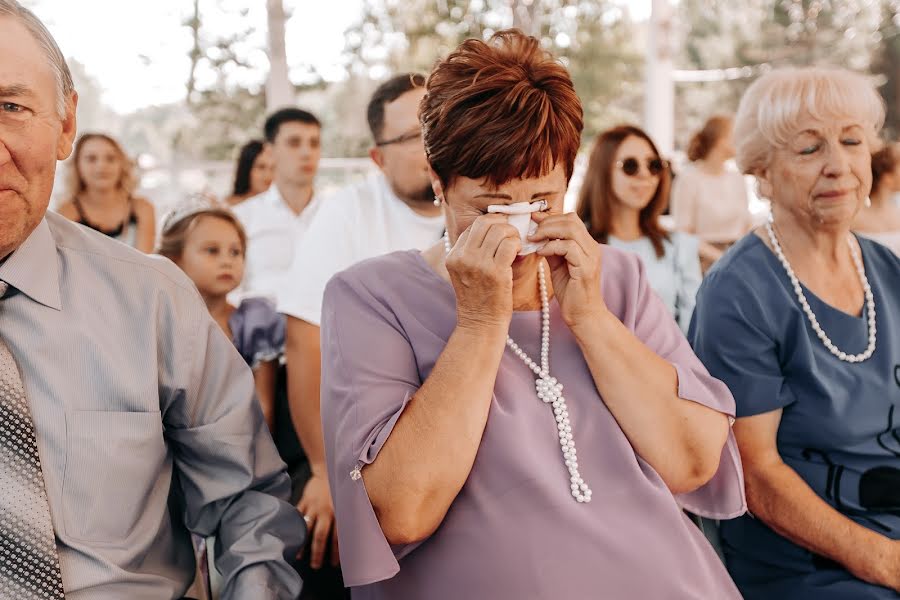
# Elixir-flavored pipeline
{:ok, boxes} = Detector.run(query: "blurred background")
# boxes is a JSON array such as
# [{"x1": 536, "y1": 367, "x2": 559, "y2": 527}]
[{"x1": 26, "y1": 0, "x2": 900, "y2": 215}]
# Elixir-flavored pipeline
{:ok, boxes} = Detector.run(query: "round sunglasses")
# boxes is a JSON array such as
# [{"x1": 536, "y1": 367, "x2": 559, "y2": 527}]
[{"x1": 616, "y1": 157, "x2": 667, "y2": 177}]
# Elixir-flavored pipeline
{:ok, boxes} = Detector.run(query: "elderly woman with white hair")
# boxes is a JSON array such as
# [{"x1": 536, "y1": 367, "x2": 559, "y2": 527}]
[{"x1": 690, "y1": 67, "x2": 900, "y2": 598}]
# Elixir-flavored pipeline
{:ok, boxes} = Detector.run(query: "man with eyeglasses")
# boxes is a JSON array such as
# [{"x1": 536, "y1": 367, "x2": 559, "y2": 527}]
[{"x1": 276, "y1": 73, "x2": 444, "y2": 599}]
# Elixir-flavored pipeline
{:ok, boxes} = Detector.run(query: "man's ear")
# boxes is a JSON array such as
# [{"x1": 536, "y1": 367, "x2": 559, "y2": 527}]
[
  {"x1": 369, "y1": 146, "x2": 385, "y2": 169},
  {"x1": 57, "y1": 91, "x2": 78, "y2": 160}
]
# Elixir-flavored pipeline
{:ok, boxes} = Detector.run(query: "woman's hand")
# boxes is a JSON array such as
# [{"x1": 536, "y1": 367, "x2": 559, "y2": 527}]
[
  {"x1": 446, "y1": 214, "x2": 521, "y2": 331},
  {"x1": 530, "y1": 211, "x2": 606, "y2": 329}
]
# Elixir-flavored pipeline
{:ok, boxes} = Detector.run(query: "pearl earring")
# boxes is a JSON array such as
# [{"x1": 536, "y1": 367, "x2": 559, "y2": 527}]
[
  {"x1": 433, "y1": 195, "x2": 442, "y2": 207},
  {"x1": 865, "y1": 196, "x2": 872, "y2": 208}
]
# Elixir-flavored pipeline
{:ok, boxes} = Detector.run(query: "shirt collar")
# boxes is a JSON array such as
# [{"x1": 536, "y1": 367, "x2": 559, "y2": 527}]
[
  {"x1": 268, "y1": 183, "x2": 316, "y2": 219},
  {"x1": 0, "y1": 218, "x2": 62, "y2": 311}
]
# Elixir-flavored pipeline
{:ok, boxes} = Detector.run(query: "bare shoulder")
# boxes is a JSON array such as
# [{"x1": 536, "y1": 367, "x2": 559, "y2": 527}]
[{"x1": 132, "y1": 196, "x2": 156, "y2": 218}]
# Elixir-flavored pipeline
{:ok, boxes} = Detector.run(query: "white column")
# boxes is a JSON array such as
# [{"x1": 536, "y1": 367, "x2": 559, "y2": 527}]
[
  {"x1": 266, "y1": 0, "x2": 294, "y2": 111},
  {"x1": 644, "y1": 0, "x2": 675, "y2": 155}
]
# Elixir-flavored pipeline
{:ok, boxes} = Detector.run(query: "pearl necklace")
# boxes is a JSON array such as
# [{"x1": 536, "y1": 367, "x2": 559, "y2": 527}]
[
  {"x1": 443, "y1": 233, "x2": 592, "y2": 502},
  {"x1": 764, "y1": 214, "x2": 876, "y2": 363}
]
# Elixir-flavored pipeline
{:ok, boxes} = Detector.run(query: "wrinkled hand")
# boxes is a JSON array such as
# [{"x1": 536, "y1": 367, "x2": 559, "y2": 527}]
[
  {"x1": 530, "y1": 211, "x2": 606, "y2": 328},
  {"x1": 297, "y1": 473, "x2": 339, "y2": 569},
  {"x1": 446, "y1": 214, "x2": 521, "y2": 331}
]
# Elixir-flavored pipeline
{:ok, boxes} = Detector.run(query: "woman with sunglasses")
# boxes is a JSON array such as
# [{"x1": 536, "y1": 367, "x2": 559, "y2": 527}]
[
  {"x1": 577, "y1": 125, "x2": 702, "y2": 333},
  {"x1": 671, "y1": 115, "x2": 753, "y2": 272}
]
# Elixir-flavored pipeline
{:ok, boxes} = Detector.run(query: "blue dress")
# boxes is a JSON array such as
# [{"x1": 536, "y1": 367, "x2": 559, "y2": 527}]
[
  {"x1": 228, "y1": 297, "x2": 285, "y2": 369},
  {"x1": 689, "y1": 233, "x2": 900, "y2": 599}
]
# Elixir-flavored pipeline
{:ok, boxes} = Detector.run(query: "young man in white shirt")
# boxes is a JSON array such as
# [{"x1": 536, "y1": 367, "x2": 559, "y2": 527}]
[
  {"x1": 277, "y1": 74, "x2": 444, "y2": 586},
  {"x1": 231, "y1": 108, "x2": 321, "y2": 302}
]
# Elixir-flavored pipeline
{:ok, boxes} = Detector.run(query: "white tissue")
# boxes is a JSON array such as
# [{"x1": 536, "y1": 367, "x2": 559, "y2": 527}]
[{"x1": 487, "y1": 200, "x2": 547, "y2": 256}]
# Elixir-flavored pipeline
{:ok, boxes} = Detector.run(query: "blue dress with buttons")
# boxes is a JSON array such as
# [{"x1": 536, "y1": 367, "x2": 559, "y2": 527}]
[{"x1": 690, "y1": 233, "x2": 900, "y2": 599}]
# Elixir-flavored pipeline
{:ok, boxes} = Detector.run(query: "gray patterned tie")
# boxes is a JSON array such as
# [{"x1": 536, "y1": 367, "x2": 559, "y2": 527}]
[{"x1": 0, "y1": 281, "x2": 65, "y2": 599}]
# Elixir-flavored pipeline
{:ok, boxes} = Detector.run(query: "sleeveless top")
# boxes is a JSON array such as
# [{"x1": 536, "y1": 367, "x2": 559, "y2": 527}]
[{"x1": 72, "y1": 196, "x2": 139, "y2": 248}]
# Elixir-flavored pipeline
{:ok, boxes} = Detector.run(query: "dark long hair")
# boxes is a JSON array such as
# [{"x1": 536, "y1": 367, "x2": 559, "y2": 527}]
[
  {"x1": 232, "y1": 140, "x2": 266, "y2": 197},
  {"x1": 576, "y1": 125, "x2": 671, "y2": 259}
]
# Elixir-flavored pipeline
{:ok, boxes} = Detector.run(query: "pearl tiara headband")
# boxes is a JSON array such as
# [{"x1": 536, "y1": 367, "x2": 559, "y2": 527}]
[{"x1": 160, "y1": 194, "x2": 224, "y2": 235}]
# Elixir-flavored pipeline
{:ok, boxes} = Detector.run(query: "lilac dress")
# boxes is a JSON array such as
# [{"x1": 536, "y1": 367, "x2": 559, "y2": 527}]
[
  {"x1": 228, "y1": 296, "x2": 285, "y2": 369},
  {"x1": 320, "y1": 247, "x2": 746, "y2": 599}
]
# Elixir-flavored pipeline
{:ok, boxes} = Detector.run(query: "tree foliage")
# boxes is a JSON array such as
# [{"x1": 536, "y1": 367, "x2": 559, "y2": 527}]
[
  {"x1": 343, "y1": 0, "x2": 645, "y2": 145},
  {"x1": 177, "y1": 0, "x2": 266, "y2": 160},
  {"x1": 676, "y1": 0, "x2": 899, "y2": 148}
]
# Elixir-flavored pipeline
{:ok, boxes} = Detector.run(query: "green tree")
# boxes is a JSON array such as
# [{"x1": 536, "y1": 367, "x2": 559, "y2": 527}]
[
  {"x1": 343, "y1": 0, "x2": 644, "y2": 144},
  {"x1": 675, "y1": 0, "x2": 889, "y2": 149},
  {"x1": 177, "y1": 0, "x2": 267, "y2": 160},
  {"x1": 872, "y1": 3, "x2": 900, "y2": 139}
]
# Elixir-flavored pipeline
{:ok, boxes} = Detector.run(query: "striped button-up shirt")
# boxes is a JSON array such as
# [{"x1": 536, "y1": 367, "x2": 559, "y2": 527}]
[{"x1": 0, "y1": 212, "x2": 304, "y2": 599}]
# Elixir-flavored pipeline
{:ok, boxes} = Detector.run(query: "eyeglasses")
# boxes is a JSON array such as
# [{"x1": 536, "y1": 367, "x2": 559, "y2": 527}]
[
  {"x1": 375, "y1": 130, "x2": 422, "y2": 147},
  {"x1": 616, "y1": 157, "x2": 667, "y2": 177}
]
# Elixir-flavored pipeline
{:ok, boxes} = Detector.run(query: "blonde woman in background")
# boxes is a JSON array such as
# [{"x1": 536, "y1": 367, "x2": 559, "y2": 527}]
[
  {"x1": 671, "y1": 115, "x2": 753, "y2": 271},
  {"x1": 853, "y1": 143, "x2": 900, "y2": 255},
  {"x1": 57, "y1": 133, "x2": 156, "y2": 252}
]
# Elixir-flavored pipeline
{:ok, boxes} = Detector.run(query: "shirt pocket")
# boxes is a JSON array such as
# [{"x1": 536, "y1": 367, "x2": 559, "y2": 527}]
[{"x1": 62, "y1": 410, "x2": 167, "y2": 545}]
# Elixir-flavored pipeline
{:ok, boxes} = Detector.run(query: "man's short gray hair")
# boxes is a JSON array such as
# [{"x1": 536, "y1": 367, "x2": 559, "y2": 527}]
[{"x1": 0, "y1": 0, "x2": 75, "y2": 118}]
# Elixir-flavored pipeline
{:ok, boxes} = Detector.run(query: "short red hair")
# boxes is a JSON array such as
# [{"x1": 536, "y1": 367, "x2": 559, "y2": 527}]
[{"x1": 420, "y1": 29, "x2": 583, "y2": 189}]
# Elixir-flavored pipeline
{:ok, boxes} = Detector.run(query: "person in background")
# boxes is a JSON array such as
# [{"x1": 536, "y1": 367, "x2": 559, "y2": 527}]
[
  {"x1": 226, "y1": 139, "x2": 275, "y2": 207},
  {"x1": 577, "y1": 124, "x2": 701, "y2": 333},
  {"x1": 275, "y1": 73, "x2": 444, "y2": 596},
  {"x1": 852, "y1": 142, "x2": 900, "y2": 255},
  {"x1": 0, "y1": 2, "x2": 304, "y2": 597},
  {"x1": 231, "y1": 108, "x2": 322, "y2": 303},
  {"x1": 157, "y1": 198, "x2": 283, "y2": 431},
  {"x1": 320, "y1": 29, "x2": 743, "y2": 599},
  {"x1": 690, "y1": 66, "x2": 900, "y2": 599},
  {"x1": 671, "y1": 115, "x2": 753, "y2": 271},
  {"x1": 57, "y1": 132, "x2": 156, "y2": 252}
]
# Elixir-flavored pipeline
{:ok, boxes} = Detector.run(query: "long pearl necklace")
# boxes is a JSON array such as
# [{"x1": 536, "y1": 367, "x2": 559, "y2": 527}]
[
  {"x1": 444, "y1": 233, "x2": 592, "y2": 502},
  {"x1": 764, "y1": 214, "x2": 876, "y2": 363}
]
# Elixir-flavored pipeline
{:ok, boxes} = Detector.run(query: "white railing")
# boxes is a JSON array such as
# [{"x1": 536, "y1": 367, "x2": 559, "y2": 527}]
[{"x1": 139, "y1": 157, "x2": 375, "y2": 218}]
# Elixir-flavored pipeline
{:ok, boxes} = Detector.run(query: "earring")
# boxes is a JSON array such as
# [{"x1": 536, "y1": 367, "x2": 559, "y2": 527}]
[
  {"x1": 865, "y1": 196, "x2": 872, "y2": 208},
  {"x1": 433, "y1": 195, "x2": 442, "y2": 207}
]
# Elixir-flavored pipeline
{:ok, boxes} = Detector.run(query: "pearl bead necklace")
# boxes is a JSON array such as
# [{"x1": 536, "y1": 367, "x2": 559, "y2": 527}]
[
  {"x1": 444, "y1": 233, "x2": 592, "y2": 502},
  {"x1": 765, "y1": 214, "x2": 876, "y2": 363}
]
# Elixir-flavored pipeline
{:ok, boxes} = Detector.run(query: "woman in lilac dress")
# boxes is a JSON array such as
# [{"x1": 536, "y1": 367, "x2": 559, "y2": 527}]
[{"x1": 320, "y1": 30, "x2": 745, "y2": 599}]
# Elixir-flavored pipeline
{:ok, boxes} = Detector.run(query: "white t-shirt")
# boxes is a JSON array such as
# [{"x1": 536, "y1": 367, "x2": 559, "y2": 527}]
[
  {"x1": 277, "y1": 172, "x2": 445, "y2": 325},
  {"x1": 231, "y1": 184, "x2": 322, "y2": 303}
]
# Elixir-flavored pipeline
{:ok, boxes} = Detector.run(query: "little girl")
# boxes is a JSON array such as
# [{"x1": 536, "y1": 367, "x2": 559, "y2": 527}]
[{"x1": 157, "y1": 199, "x2": 283, "y2": 430}]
